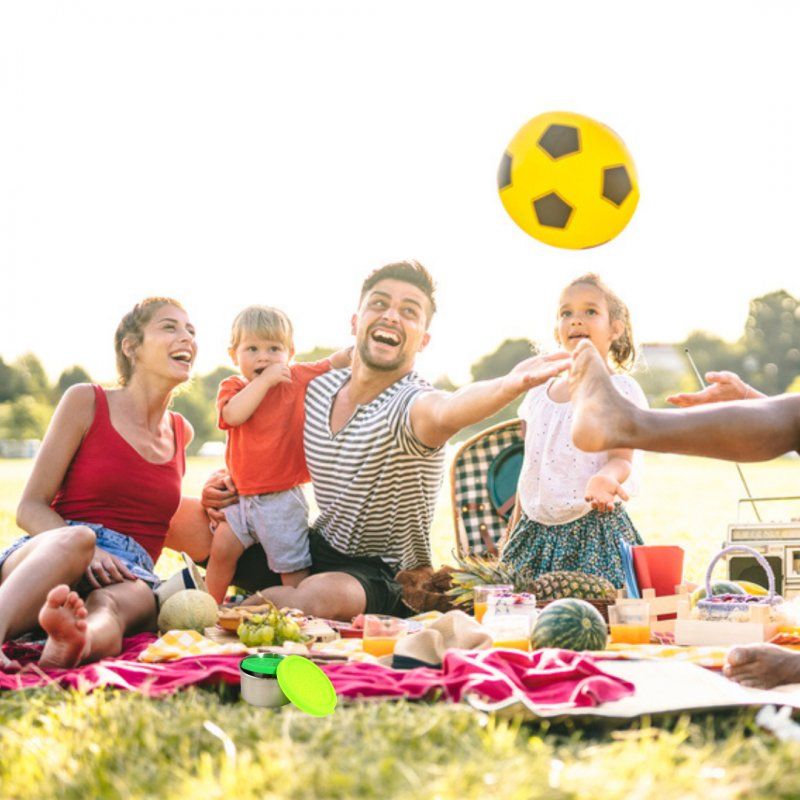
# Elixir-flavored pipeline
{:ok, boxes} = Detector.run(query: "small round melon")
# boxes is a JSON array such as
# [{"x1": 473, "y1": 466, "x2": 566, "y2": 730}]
[{"x1": 157, "y1": 589, "x2": 219, "y2": 633}]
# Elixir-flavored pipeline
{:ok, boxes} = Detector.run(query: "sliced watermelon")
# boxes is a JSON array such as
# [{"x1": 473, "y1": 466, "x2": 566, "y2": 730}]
[{"x1": 531, "y1": 598, "x2": 608, "y2": 651}]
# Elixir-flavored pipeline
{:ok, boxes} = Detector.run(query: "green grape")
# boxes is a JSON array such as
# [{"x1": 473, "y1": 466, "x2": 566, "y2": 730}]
[
  {"x1": 277, "y1": 620, "x2": 301, "y2": 642},
  {"x1": 236, "y1": 622, "x2": 253, "y2": 646},
  {"x1": 256, "y1": 625, "x2": 275, "y2": 646}
]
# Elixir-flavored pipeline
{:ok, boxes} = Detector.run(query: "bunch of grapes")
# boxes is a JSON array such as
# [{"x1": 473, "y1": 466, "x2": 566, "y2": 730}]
[{"x1": 236, "y1": 606, "x2": 306, "y2": 647}]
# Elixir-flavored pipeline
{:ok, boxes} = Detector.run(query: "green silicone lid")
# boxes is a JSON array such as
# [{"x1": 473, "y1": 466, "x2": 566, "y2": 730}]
[
  {"x1": 276, "y1": 655, "x2": 337, "y2": 717},
  {"x1": 240, "y1": 653, "x2": 284, "y2": 677}
]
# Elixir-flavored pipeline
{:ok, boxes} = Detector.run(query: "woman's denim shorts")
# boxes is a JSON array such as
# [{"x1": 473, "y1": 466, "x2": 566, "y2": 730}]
[{"x1": 0, "y1": 522, "x2": 161, "y2": 588}]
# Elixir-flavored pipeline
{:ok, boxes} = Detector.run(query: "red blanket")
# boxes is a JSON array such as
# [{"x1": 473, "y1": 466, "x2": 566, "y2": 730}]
[
  {"x1": 2, "y1": 637, "x2": 633, "y2": 712},
  {"x1": 324, "y1": 648, "x2": 635, "y2": 709},
  {"x1": 0, "y1": 634, "x2": 241, "y2": 696}
]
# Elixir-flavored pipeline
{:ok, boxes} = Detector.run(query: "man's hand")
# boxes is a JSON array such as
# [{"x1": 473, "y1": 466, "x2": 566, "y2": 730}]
[
  {"x1": 257, "y1": 363, "x2": 292, "y2": 388},
  {"x1": 584, "y1": 474, "x2": 629, "y2": 513},
  {"x1": 202, "y1": 470, "x2": 238, "y2": 531},
  {"x1": 410, "y1": 350, "x2": 571, "y2": 449},
  {"x1": 667, "y1": 371, "x2": 760, "y2": 407},
  {"x1": 85, "y1": 547, "x2": 137, "y2": 589},
  {"x1": 202, "y1": 469, "x2": 238, "y2": 510},
  {"x1": 502, "y1": 351, "x2": 572, "y2": 396}
]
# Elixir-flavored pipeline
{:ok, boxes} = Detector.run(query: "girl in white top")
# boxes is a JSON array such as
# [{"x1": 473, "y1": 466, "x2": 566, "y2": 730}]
[{"x1": 501, "y1": 273, "x2": 648, "y2": 588}]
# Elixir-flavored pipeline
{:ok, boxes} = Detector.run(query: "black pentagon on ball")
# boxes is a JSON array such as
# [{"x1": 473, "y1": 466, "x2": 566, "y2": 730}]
[
  {"x1": 497, "y1": 151, "x2": 513, "y2": 190},
  {"x1": 537, "y1": 125, "x2": 581, "y2": 159},
  {"x1": 533, "y1": 192, "x2": 573, "y2": 228},
  {"x1": 602, "y1": 165, "x2": 633, "y2": 206}
]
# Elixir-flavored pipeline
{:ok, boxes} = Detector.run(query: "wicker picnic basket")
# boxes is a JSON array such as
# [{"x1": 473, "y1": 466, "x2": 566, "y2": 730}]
[{"x1": 696, "y1": 544, "x2": 783, "y2": 621}]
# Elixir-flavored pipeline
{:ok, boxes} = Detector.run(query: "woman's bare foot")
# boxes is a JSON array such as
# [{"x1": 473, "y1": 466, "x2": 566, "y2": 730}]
[
  {"x1": 569, "y1": 339, "x2": 636, "y2": 452},
  {"x1": 38, "y1": 585, "x2": 90, "y2": 669},
  {"x1": 724, "y1": 644, "x2": 800, "y2": 689}
]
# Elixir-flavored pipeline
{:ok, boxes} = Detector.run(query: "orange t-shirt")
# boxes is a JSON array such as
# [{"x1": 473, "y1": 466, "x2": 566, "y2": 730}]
[{"x1": 216, "y1": 360, "x2": 332, "y2": 495}]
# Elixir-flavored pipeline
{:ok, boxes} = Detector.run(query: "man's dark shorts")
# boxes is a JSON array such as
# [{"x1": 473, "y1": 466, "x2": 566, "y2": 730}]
[
  {"x1": 308, "y1": 530, "x2": 411, "y2": 618},
  {"x1": 216, "y1": 530, "x2": 412, "y2": 617}
]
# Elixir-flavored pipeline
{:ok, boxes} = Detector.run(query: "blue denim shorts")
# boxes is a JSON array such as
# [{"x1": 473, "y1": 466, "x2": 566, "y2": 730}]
[{"x1": 0, "y1": 522, "x2": 161, "y2": 588}]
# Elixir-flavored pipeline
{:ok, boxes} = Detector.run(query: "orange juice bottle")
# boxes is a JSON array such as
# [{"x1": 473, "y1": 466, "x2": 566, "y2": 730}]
[
  {"x1": 474, "y1": 601, "x2": 488, "y2": 624},
  {"x1": 609, "y1": 624, "x2": 650, "y2": 645},
  {"x1": 492, "y1": 639, "x2": 531, "y2": 651},
  {"x1": 362, "y1": 637, "x2": 398, "y2": 657}
]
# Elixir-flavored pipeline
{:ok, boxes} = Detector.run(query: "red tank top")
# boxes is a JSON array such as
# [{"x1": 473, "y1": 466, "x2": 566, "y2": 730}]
[{"x1": 52, "y1": 385, "x2": 186, "y2": 563}]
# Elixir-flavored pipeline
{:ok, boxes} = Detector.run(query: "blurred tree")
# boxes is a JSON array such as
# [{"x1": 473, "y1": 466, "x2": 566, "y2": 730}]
[
  {"x1": 171, "y1": 381, "x2": 218, "y2": 454},
  {"x1": 13, "y1": 353, "x2": 50, "y2": 401},
  {"x1": 455, "y1": 338, "x2": 539, "y2": 442},
  {"x1": 54, "y1": 365, "x2": 92, "y2": 400},
  {"x1": 470, "y1": 339, "x2": 536, "y2": 382},
  {"x1": 0, "y1": 396, "x2": 53, "y2": 439},
  {"x1": 0, "y1": 357, "x2": 20, "y2": 403},
  {"x1": 680, "y1": 331, "x2": 745, "y2": 381},
  {"x1": 741, "y1": 290, "x2": 800, "y2": 395},
  {"x1": 296, "y1": 346, "x2": 336, "y2": 363},
  {"x1": 433, "y1": 375, "x2": 459, "y2": 392},
  {"x1": 200, "y1": 365, "x2": 237, "y2": 400}
]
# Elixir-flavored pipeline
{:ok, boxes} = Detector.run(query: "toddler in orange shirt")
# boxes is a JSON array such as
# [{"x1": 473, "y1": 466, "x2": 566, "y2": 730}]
[{"x1": 205, "y1": 305, "x2": 352, "y2": 602}]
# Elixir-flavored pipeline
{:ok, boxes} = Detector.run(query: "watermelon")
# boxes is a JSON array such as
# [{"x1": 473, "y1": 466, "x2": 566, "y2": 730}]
[{"x1": 531, "y1": 598, "x2": 608, "y2": 651}]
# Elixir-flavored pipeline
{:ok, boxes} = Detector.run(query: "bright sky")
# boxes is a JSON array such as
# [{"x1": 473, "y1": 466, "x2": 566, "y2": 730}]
[{"x1": 2, "y1": 1, "x2": 799, "y2": 385}]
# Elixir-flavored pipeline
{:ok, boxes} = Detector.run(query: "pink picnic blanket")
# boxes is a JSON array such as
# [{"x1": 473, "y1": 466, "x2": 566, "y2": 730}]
[
  {"x1": 2, "y1": 638, "x2": 633, "y2": 712},
  {"x1": 0, "y1": 634, "x2": 241, "y2": 696},
  {"x1": 324, "y1": 648, "x2": 635, "y2": 710}
]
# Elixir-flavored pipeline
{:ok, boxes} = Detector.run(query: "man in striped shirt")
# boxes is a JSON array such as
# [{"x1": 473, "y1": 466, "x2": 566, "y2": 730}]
[{"x1": 200, "y1": 261, "x2": 571, "y2": 620}]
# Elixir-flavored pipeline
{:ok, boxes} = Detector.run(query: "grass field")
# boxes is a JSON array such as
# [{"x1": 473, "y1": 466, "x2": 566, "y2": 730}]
[{"x1": 2, "y1": 454, "x2": 800, "y2": 799}]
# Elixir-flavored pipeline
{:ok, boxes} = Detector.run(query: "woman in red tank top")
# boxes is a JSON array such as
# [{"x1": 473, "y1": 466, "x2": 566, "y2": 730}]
[{"x1": 0, "y1": 298, "x2": 196, "y2": 671}]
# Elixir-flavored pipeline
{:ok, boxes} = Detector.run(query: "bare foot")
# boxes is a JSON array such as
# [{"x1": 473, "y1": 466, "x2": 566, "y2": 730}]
[
  {"x1": 38, "y1": 585, "x2": 90, "y2": 669},
  {"x1": 569, "y1": 339, "x2": 636, "y2": 452},
  {"x1": 724, "y1": 644, "x2": 800, "y2": 689}
]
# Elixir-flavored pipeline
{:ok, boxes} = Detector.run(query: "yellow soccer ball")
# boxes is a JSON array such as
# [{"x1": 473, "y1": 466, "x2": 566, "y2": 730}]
[{"x1": 497, "y1": 111, "x2": 639, "y2": 250}]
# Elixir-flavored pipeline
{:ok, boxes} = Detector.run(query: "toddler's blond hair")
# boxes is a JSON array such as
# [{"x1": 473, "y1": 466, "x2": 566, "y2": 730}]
[{"x1": 229, "y1": 306, "x2": 294, "y2": 352}]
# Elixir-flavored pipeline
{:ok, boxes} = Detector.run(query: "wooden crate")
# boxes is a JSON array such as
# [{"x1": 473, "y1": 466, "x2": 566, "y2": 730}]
[{"x1": 673, "y1": 600, "x2": 778, "y2": 646}]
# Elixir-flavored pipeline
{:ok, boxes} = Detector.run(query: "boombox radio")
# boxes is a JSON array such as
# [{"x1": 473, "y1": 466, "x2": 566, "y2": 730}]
[{"x1": 725, "y1": 497, "x2": 800, "y2": 599}]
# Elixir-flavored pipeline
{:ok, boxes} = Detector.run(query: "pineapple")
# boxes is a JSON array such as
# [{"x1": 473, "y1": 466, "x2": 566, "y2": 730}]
[
  {"x1": 446, "y1": 554, "x2": 615, "y2": 611},
  {"x1": 530, "y1": 571, "x2": 616, "y2": 602}
]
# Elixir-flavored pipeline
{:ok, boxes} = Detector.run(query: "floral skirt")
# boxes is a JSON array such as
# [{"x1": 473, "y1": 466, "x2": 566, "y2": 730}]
[{"x1": 501, "y1": 506, "x2": 643, "y2": 589}]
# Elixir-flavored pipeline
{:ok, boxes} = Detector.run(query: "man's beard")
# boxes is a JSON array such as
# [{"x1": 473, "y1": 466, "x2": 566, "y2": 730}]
[{"x1": 358, "y1": 338, "x2": 406, "y2": 372}]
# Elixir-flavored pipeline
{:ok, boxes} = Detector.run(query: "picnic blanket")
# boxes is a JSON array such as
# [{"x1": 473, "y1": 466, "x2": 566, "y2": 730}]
[
  {"x1": 2, "y1": 634, "x2": 632, "y2": 713},
  {"x1": 0, "y1": 634, "x2": 242, "y2": 696},
  {"x1": 324, "y1": 648, "x2": 636, "y2": 711}
]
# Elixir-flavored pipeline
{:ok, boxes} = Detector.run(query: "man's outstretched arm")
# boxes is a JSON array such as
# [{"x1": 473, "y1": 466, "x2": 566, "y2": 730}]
[{"x1": 410, "y1": 351, "x2": 571, "y2": 449}]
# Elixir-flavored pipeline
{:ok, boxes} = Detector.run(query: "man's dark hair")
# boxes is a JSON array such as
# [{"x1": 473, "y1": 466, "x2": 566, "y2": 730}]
[{"x1": 359, "y1": 260, "x2": 437, "y2": 326}]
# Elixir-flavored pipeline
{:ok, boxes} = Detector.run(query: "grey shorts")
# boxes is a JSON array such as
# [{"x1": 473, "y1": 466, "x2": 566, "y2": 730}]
[{"x1": 223, "y1": 486, "x2": 311, "y2": 574}]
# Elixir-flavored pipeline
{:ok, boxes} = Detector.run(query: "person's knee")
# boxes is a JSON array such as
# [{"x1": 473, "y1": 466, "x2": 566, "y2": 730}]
[
  {"x1": 293, "y1": 575, "x2": 366, "y2": 619},
  {"x1": 210, "y1": 533, "x2": 242, "y2": 564},
  {"x1": 51, "y1": 525, "x2": 96, "y2": 566}
]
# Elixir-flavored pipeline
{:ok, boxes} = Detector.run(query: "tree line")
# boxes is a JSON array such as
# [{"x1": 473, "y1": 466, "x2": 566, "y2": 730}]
[{"x1": 2, "y1": 290, "x2": 799, "y2": 451}]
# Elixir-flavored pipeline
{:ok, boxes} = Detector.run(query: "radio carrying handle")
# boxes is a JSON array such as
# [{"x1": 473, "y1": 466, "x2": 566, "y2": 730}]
[{"x1": 736, "y1": 496, "x2": 800, "y2": 523}]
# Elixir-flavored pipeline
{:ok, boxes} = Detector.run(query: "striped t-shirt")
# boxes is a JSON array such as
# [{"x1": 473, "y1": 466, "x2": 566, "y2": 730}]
[{"x1": 304, "y1": 369, "x2": 446, "y2": 571}]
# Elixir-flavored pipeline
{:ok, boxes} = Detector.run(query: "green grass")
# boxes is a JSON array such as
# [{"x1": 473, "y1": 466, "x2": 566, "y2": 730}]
[{"x1": 2, "y1": 455, "x2": 800, "y2": 798}]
